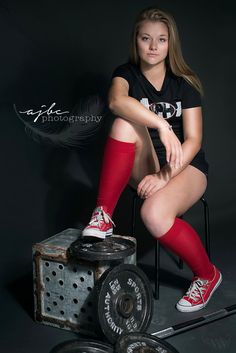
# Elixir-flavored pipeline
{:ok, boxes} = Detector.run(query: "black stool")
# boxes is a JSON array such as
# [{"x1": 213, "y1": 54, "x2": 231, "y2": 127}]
[{"x1": 130, "y1": 188, "x2": 211, "y2": 300}]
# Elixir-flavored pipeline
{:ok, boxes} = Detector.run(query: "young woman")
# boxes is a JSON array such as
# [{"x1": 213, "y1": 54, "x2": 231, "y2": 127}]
[{"x1": 82, "y1": 7, "x2": 222, "y2": 313}]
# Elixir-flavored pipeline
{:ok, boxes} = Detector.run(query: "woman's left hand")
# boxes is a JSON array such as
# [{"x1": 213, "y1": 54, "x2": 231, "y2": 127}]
[{"x1": 137, "y1": 173, "x2": 169, "y2": 199}]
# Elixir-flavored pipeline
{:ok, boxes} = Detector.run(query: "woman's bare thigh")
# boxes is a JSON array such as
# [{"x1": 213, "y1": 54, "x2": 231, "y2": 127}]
[{"x1": 140, "y1": 165, "x2": 208, "y2": 237}]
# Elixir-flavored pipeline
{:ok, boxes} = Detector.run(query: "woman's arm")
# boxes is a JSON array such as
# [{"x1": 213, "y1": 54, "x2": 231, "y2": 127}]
[
  {"x1": 137, "y1": 106, "x2": 203, "y2": 198},
  {"x1": 109, "y1": 77, "x2": 170, "y2": 129},
  {"x1": 157, "y1": 106, "x2": 203, "y2": 181},
  {"x1": 108, "y1": 77, "x2": 183, "y2": 168}
]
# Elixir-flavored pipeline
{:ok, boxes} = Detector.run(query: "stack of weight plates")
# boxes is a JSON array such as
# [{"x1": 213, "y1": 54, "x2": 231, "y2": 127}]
[
  {"x1": 50, "y1": 339, "x2": 113, "y2": 353},
  {"x1": 68, "y1": 236, "x2": 178, "y2": 352},
  {"x1": 115, "y1": 332, "x2": 179, "y2": 352},
  {"x1": 96, "y1": 263, "x2": 153, "y2": 344},
  {"x1": 50, "y1": 335, "x2": 178, "y2": 353}
]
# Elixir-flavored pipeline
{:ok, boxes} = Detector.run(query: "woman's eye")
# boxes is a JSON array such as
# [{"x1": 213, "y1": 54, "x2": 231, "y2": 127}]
[
  {"x1": 142, "y1": 36, "x2": 150, "y2": 41},
  {"x1": 160, "y1": 38, "x2": 167, "y2": 42}
]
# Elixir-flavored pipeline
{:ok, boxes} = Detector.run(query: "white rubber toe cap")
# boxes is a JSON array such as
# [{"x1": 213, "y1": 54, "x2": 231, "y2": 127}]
[
  {"x1": 177, "y1": 298, "x2": 192, "y2": 307},
  {"x1": 176, "y1": 299, "x2": 204, "y2": 312}
]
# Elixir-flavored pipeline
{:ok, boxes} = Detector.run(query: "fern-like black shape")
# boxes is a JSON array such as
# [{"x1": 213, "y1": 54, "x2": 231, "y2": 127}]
[{"x1": 14, "y1": 95, "x2": 107, "y2": 149}]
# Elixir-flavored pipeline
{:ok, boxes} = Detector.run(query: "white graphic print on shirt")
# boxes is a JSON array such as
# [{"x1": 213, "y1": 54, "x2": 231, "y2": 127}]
[{"x1": 140, "y1": 98, "x2": 182, "y2": 120}]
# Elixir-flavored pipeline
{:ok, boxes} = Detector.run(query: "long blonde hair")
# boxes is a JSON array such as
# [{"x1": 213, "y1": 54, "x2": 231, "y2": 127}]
[{"x1": 129, "y1": 7, "x2": 203, "y2": 95}]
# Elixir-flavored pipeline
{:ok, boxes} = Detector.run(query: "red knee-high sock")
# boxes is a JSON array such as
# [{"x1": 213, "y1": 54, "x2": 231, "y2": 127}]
[
  {"x1": 158, "y1": 217, "x2": 214, "y2": 280},
  {"x1": 96, "y1": 136, "x2": 135, "y2": 216}
]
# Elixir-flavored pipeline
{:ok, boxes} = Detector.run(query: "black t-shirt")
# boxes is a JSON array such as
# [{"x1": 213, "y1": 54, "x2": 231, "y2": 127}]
[{"x1": 111, "y1": 62, "x2": 207, "y2": 170}]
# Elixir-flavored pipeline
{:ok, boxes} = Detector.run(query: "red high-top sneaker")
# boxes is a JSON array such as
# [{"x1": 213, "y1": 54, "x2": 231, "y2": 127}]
[
  {"x1": 176, "y1": 266, "x2": 222, "y2": 312},
  {"x1": 82, "y1": 206, "x2": 115, "y2": 239}
]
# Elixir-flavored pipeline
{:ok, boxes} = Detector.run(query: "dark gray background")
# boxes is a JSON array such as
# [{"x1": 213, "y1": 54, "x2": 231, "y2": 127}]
[{"x1": 1, "y1": 0, "x2": 236, "y2": 352}]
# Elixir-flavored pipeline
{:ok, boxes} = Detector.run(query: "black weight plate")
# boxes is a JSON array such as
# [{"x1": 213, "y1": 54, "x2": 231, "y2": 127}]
[
  {"x1": 97, "y1": 264, "x2": 153, "y2": 344},
  {"x1": 50, "y1": 339, "x2": 114, "y2": 353},
  {"x1": 115, "y1": 333, "x2": 179, "y2": 353},
  {"x1": 69, "y1": 237, "x2": 135, "y2": 261}
]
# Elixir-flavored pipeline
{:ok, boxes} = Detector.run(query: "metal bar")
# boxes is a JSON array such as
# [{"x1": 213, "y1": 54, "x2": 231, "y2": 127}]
[
  {"x1": 131, "y1": 193, "x2": 137, "y2": 237},
  {"x1": 154, "y1": 241, "x2": 160, "y2": 300},
  {"x1": 152, "y1": 304, "x2": 236, "y2": 339},
  {"x1": 200, "y1": 196, "x2": 211, "y2": 260}
]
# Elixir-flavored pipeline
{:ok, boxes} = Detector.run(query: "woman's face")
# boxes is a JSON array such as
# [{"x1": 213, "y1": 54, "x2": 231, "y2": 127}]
[{"x1": 136, "y1": 20, "x2": 169, "y2": 67}]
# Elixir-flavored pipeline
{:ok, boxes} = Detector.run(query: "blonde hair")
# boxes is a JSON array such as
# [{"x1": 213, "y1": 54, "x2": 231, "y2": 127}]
[{"x1": 129, "y1": 7, "x2": 203, "y2": 95}]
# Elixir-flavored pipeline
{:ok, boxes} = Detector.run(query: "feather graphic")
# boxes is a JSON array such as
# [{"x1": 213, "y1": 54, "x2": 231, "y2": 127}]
[{"x1": 14, "y1": 95, "x2": 107, "y2": 149}]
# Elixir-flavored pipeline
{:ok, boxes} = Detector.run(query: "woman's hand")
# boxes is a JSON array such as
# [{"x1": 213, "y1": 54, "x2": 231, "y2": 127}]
[
  {"x1": 137, "y1": 173, "x2": 169, "y2": 199},
  {"x1": 158, "y1": 124, "x2": 183, "y2": 169}
]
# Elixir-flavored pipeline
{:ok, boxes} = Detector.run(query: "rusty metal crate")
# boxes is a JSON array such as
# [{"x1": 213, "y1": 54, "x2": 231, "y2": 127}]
[{"x1": 32, "y1": 228, "x2": 136, "y2": 335}]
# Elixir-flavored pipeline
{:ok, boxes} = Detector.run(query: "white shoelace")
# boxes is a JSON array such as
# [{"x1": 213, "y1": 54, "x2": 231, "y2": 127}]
[
  {"x1": 185, "y1": 278, "x2": 209, "y2": 303},
  {"x1": 89, "y1": 207, "x2": 116, "y2": 227}
]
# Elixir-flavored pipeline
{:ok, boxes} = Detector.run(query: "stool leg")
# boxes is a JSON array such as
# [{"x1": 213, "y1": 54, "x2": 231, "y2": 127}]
[
  {"x1": 178, "y1": 215, "x2": 184, "y2": 269},
  {"x1": 201, "y1": 196, "x2": 211, "y2": 261},
  {"x1": 154, "y1": 240, "x2": 160, "y2": 300},
  {"x1": 131, "y1": 194, "x2": 137, "y2": 237},
  {"x1": 178, "y1": 257, "x2": 184, "y2": 270}
]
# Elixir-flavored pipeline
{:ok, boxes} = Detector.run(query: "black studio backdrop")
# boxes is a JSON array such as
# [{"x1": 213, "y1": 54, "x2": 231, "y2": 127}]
[{"x1": 1, "y1": 0, "x2": 236, "y2": 289}]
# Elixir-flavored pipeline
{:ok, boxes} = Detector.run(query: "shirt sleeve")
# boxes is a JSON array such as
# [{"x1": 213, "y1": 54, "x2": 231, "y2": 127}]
[
  {"x1": 111, "y1": 63, "x2": 133, "y2": 86},
  {"x1": 181, "y1": 78, "x2": 202, "y2": 109}
]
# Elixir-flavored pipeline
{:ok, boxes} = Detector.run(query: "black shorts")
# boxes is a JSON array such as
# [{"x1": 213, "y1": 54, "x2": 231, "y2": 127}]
[{"x1": 156, "y1": 148, "x2": 209, "y2": 180}]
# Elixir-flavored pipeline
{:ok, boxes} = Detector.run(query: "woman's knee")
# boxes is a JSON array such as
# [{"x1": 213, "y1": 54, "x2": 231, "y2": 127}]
[
  {"x1": 140, "y1": 202, "x2": 161, "y2": 228},
  {"x1": 140, "y1": 201, "x2": 175, "y2": 238},
  {"x1": 109, "y1": 117, "x2": 138, "y2": 143}
]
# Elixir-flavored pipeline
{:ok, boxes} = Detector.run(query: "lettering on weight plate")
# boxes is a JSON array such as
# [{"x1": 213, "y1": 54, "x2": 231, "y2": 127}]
[
  {"x1": 127, "y1": 342, "x2": 147, "y2": 353},
  {"x1": 104, "y1": 291, "x2": 123, "y2": 335},
  {"x1": 104, "y1": 291, "x2": 111, "y2": 312},
  {"x1": 125, "y1": 315, "x2": 138, "y2": 330},
  {"x1": 157, "y1": 347, "x2": 168, "y2": 353},
  {"x1": 127, "y1": 278, "x2": 143, "y2": 311},
  {"x1": 104, "y1": 311, "x2": 123, "y2": 334},
  {"x1": 109, "y1": 278, "x2": 121, "y2": 295},
  {"x1": 128, "y1": 342, "x2": 168, "y2": 353}
]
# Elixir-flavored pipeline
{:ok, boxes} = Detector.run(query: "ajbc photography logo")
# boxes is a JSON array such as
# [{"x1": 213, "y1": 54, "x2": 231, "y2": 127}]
[{"x1": 13, "y1": 102, "x2": 103, "y2": 124}]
